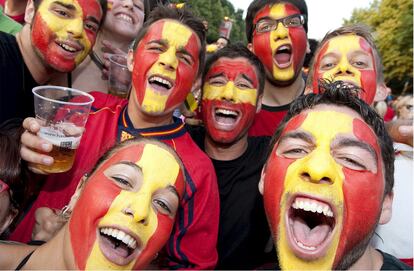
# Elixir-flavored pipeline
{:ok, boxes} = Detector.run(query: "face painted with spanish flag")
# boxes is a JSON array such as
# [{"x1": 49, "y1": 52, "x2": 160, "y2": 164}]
[
  {"x1": 201, "y1": 57, "x2": 259, "y2": 144},
  {"x1": 131, "y1": 19, "x2": 201, "y2": 115},
  {"x1": 69, "y1": 141, "x2": 185, "y2": 270},
  {"x1": 252, "y1": 3, "x2": 307, "y2": 85},
  {"x1": 261, "y1": 105, "x2": 385, "y2": 270},
  {"x1": 312, "y1": 35, "x2": 377, "y2": 105},
  {"x1": 31, "y1": 0, "x2": 102, "y2": 72}
]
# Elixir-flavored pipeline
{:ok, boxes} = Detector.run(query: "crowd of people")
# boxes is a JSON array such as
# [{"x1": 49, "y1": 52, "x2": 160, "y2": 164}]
[{"x1": 0, "y1": 0, "x2": 412, "y2": 270}]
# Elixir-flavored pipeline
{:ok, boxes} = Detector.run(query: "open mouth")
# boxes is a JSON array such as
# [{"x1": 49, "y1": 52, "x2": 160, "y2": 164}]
[
  {"x1": 274, "y1": 44, "x2": 292, "y2": 68},
  {"x1": 213, "y1": 107, "x2": 240, "y2": 130},
  {"x1": 286, "y1": 196, "x2": 336, "y2": 260},
  {"x1": 98, "y1": 226, "x2": 142, "y2": 266},
  {"x1": 115, "y1": 13, "x2": 134, "y2": 24},
  {"x1": 148, "y1": 75, "x2": 174, "y2": 93}
]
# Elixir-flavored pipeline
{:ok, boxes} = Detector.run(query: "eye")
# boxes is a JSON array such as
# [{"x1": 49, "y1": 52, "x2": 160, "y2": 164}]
[
  {"x1": 147, "y1": 45, "x2": 164, "y2": 52},
  {"x1": 177, "y1": 53, "x2": 192, "y2": 65},
  {"x1": 335, "y1": 155, "x2": 367, "y2": 171},
  {"x1": 112, "y1": 176, "x2": 133, "y2": 188},
  {"x1": 85, "y1": 21, "x2": 99, "y2": 33},
  {"x1": 321, "y1": 62, "x2": 335, "y2": 69},
  {"x1": 53, "y1": 8, "x2": 70, "y2": 18},
  {"x1": 209, "y1": 78, "x2": 226, "y2": 86},
  {"x1": 153, "y1": 198, "x2": 172, "y2": 215},
  {"x1": 352, "y1": 60, "x2": 368, "y2": 68},
  {"x1": 279, "y1": 147, "x2": 310, "y2": 159}
]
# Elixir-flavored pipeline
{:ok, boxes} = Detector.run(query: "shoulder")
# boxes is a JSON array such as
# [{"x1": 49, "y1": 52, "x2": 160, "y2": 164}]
[
  {"x1": 90, "y1": 92, "x2": 127, "y2": 113},
  {"x1": 379, "y1": 250, "x2": 413, "y2": 270}
]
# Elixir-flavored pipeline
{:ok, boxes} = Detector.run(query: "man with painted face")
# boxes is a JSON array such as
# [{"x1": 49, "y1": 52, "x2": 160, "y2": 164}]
[
  {"x1": 0, "y1": 137, "x2": 186, "y2": 270},
  {"x1": 14, "y1": 6, "x2": 219, "y2": 269},
  {"x1": 245, "y1": 0, "x2": 309, "y2": 137},
  {"x1": 0, "y1": 0, "x2": 107, "y2": 123},
  {"x1": 187, "y1": 43, "x2": 276, "y2": 269},
  {"x1": 259, "y1": 81, "x2": 411, "y2": 270}
]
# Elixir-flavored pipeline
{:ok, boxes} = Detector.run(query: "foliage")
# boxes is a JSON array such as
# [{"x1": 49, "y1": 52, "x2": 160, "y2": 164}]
[
  {"x1": 170, "y1": 0, "x2": 247, "y2": 44},
  {"x1": 344, "y1": 0, "x2": 413, "y2": 94}
]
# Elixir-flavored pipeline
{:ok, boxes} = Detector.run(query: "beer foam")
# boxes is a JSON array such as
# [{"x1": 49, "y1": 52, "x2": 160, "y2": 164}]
[{"x1": 38, "y1": 126, "x2": 82, "y2": 149}]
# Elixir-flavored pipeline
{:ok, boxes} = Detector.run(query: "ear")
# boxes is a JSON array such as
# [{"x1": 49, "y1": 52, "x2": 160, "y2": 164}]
[
  {"x1": 0, "y1": 210, "x2": 18, "y2": 235},
  {"x1": 247, "y1": 43, "x2": 254, "y2": 52},
  {"x1": 67, "y1": 174, "x2": 88, "y2": 211},
  {"x1": 25, "y1": 0, "x2": 35, "y2": 24},
  {"x1": 258, "y1": 165, "x2": 266, "y2": 195},
  {"x1": 379, "y1": 192, "x2": 393, "y2": 225},
  {"x1": 127, "y1": 49, "x2": 134, "y2": 72},
  {"x1": 256, "y1": 94, "x2": 263, "y2": 113},
  {"x1": 306, "y1": 40, "x2": 311, "y2": 54},
  {"x1": 374, "y1": 83, "x2": 388, "y2": 102}
]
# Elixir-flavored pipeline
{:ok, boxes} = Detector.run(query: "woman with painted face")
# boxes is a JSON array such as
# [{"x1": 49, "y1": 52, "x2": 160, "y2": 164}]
[{"x1": 0, "y1": 137, "x2": 186, "y2": 270}]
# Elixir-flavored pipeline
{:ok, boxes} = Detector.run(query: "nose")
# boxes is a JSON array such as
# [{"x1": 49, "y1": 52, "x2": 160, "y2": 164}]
[
  {"x1": 335, "y1": 57, "x2": 353, "y2": 76},
  {"x1": 299, "y1": 150, "x2": 338, "y2": 185},
  {"x1": 272, "y1": 21, "x2": 289, "y2": 40},
  {"x1": 66, "y1": 18, "x2": 83, "y2": 38},
  {"x1": 220, "y1": 81, "x2": 236, "y2": 102},
  {"x1": 122, "y1": 0, "x2": 133, "y2": 9},
  {"x1": 123, "y1": 194, "x2": 151, "y2": 225},
  {"x1": 158, "y1": 47, "x2": 178, "y2": 72}
]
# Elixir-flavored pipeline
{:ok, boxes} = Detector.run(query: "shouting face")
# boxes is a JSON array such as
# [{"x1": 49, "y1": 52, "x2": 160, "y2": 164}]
[
  {"x1": 252, "y1": 3, "x2": 307, "y2": 85},
  {"x1": 69, "y1": 141, "x2": 185, "y2": 270},
  {"x1": 130, "y1": 19, "x2": 201, "y2": 116},
  {"x1": 201, "y1": 57, "x2": 259, "y2": 144},
  {"x1": 31, "y1": 0, "x2": 103, "y2": 72},
  {"x1": 261, "y1": 104, "x2": 385, "y2": 270},
  {"x1": 311, "y1": 34, "x2": 377, "y2": 105}
]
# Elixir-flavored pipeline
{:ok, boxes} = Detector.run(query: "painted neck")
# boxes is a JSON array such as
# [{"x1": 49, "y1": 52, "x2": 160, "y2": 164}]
[
  {"x1": 17, "y1": 25, "x2": 56, "y2": 84},
  {"x1": 204, "y1": 134, "x2": 248, "y2": 161},
  {"x1": 262, "y1": 75, "x2": 305, "y2": 107}
]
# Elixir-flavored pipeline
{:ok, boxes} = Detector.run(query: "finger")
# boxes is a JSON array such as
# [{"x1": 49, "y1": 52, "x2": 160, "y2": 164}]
[
  {"x1": 185, "y1": 118, "x2": 203, "y2": 126},
  {"x1": 21, "y1": 130, "x2": 53, "y2": 152},
  {"x1": 23, "y1": 117, "x2": 41, "y2": 133},
  {"x1": 21, "y1": 145, "x2": 53, "y2": 166}
]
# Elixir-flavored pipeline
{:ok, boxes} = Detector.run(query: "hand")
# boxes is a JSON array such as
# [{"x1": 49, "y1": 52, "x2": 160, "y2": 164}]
[
  {"x1": 20, "y1": 118, "x2": 53, "y2": 174},
  {"x1": 180, "y1": 104, "x2": 203, "y2": 126},
  {"x1": 101, "y1": 40, "x2": 127, "y2": 80},
  {"x1": 32, "y1": 207, "x2": 67, "y2": 241},
  {"x1": 386, "y1": 119, "x2": 413, "y2": 146}
]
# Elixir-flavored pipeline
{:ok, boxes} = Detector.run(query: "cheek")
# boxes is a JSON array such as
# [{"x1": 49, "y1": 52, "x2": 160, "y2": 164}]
[
  {"x1": 132, "y1": 50, "x2": 158, "y2": 103},
  {"x1": 289, "y1": 28, "x2": 307, "y2": 70},
  {"x1": 359, "y1": 70, "x2": 377, "y2": 104},
  {"x1": 253, "y1": 33, "x2": 273, "y2": 72},
  {"x1": 165, "y1": 63, "x2": 196, "y2": 109},
  {"x1": 31, "y1": 15, "x2": 53, "y2": 54}
]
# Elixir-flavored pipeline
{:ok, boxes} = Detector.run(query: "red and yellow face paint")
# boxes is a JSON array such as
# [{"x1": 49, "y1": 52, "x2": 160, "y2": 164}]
[
  {"x1": 262, "y1": 108, "x2": 384, "y2": 270},
  {"x1": 252, "y1": 3, "x2": 307, "y2": 84},
  {"x1": 312, "y1": 35, "x2": 377, "y2": 105},
  {"x1": 69, "y1": 142, "x2": 185, "y2": 270},
  {"x1": 31, "y1": 0, "x2": 102, "y2": 72},
  {"x1": 201, "y1": 57, "x2": 259, "y2": 143},
  {"x1": 131, "y1": 19, "x2": 201, "y2": 115}
]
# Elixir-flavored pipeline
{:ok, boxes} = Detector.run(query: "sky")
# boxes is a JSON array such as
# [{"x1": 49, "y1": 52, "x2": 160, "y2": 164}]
[{"x1": 227, "y1": 0, "x2": 373, "y2": 40}]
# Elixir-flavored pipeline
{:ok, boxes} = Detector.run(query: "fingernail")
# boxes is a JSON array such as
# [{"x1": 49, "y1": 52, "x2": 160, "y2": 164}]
[
  {"x1": 398, "y1": 126, "x2": 412, "y2": 135},
  {"x1": 30, "y1": 123, "x2": 37, "y2": 130},
  {"x1": 41, "y1": 143, "x2": 51, "y2": 151},
  {"x1": 43, "y1": 157, "x2": 53, "y2": 165}
]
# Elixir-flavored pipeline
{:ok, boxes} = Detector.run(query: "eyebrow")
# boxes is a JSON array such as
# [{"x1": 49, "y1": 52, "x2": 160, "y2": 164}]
[
  {"x1": 335, "y1": 138, "x2": 378, "y2": 164},
  {"x1": 86, "y1": 15, "x2": 100, "y2": 25},
  {"x1": 118, "y1": 161, "x2": 143, "y2": 172},
  {"x1": 53, "y1": 1, "x2": 77, "y2": 11},
  {"x1": 166, "y1": 185, "x2": 179, "y2": 198},
  {"x1": 208, "y1": 73, "x2": 225, "y2": 80},
  {"x1": 278, "y1": 131, "x2": 314, "y2": 145}
]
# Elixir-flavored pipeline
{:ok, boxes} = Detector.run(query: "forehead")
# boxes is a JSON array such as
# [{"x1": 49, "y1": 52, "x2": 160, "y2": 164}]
[
  {"x1": 39, "y1": 0, "x2": 103, "y2": 20},
  {"x1": 254, "y1": 2, "x2": 301, "y2": 22},
  {"x1": 207, "y1": 57, "x2": 258, "y2": 81},
  {"x1": 321, "y1": 34, "x2": 373, "y2": 56}
]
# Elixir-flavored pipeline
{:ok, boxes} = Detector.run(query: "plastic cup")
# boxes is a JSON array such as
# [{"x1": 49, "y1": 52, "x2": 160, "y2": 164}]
[
  {"x1": 108, "y1": 54, "x2": 132, "y2": 98},
  {"x1": 32, "y1": 86, "x2": 94, "y2": 173}
]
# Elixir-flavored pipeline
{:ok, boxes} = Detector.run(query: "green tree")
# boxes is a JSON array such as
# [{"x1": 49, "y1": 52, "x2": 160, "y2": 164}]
[{"x1": 344, "y1": 0, "x2": 413, "y2": 94}]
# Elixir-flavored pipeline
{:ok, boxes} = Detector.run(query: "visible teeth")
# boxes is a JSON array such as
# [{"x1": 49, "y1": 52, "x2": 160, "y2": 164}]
[
  {"x1": 215, "y1": 108, "x2": 238, "y2": 117},
  {"x1": 100, "y1": 227, "x2": 137, "y2": 249},
  {"x1": 60, "y1": 43, "x2": 77, "y2": 52},
  {"x1": 149, "y1": 76, "x2": 172, "y2": 88},
  {"x1": 117, "y1": 14, "x2": 133, "y2": 23},
  {"x1": 278, "y1": 45, "x2": 290, "y2": 51},
  {"x1": 292, "y1": 198, "x2": 334, "y2": 217},
  {"x1": 297, "y1": 240, "x2": 316, "y2": 251}
]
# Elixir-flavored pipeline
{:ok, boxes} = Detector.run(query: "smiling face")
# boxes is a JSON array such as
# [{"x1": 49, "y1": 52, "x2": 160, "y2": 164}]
[
  {"x1": 131, "y1": 19, "x2": 201, "y2": 116},
  {"x1": 261, "y1": 105, "x2": 385, "y2": 270},
  {"x1": 312, "y1": 35, "x2": 377, "y2": 105},
  {"x1": 201, "y1": 57, "x2": 259, "y2": 144},
  {"x1": 252, "y1": 3, "x2": 307, "y2": 85},
  {"x1": 69, "y1": 142, "x2": 185, "y2": 270},
  {"x1": 104, "y1": 0, "x2": 144, "y2": 40},
  {"x1": 31, "y1": 0, "x2": 103, "y2": 72}
]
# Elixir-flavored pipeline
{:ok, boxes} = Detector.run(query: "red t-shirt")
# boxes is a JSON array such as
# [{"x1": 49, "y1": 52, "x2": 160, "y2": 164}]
[
  {"x1": 0, "y1": 0, "x2": 25, "y2": 24},
  {"x1": 248, "y1": 104, "x2": 290, "y2": 137}
]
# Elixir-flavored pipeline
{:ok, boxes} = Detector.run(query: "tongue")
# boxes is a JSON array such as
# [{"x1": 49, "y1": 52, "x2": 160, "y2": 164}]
[
  {"x1": 291, "y1": 217, "x2": 331, "y2": 247},
  {"x1": 215, "y1": 115, "x2": 236, "y2": 125},
  {"x1": 149, "y1": 82, "x2": 169, "y2": 93},
  {"x1": 102, "y1": 235, "x2": 130, "y2": 258},
  {"x1": 275, "y1": 53, "x2": 291, "y2": 64}
]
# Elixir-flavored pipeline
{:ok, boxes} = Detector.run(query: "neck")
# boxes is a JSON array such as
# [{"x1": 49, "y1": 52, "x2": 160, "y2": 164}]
[
  {"x1": 348, "y1": 246, "x2": 383, "y2": 270},
  {"x1": 204, "y1": 134, "x2": 248, "y2": 161},
  {"x1": 4, "y1": 0, "x2": 26, "y2": 16},
  {"x1": 24, "y1": 226, "x2": 76, "y2": 269},
  {"x1": 127, "y1": 91, "x2": 174, "y2": 129},
  {"x1": 16, "y1": 25, "x2": 55, "y2": 84},
  {"x1": 262, "y1": 75, "x2": 304, "y2": 107},
  {"x1": 94, "y1": 28, "x2": 132, "y2": 59}
]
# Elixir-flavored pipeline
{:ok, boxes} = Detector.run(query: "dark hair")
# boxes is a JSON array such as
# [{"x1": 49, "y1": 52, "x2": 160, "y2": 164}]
[
  {"x1": 267, "y1": 80, "x2": 395, "y2": 195},
  {"x1": 246, "y1": 0, "x2": 308, "y2": 43},
  {"x1": 33, "y1": 0, "x2": 108, "y2": 27},
  {"x1": 131, "y1": 6, "x2": 206, "y2": 76},
  {"x1": 306, "y1": 24, "x2": 384, "y2": 89},
  {"x1": 144, "y1": 0, "x2": 169, "y2": 21},
  {"x1": 202, "y1": 43, "x2": 266, "y2": 97}
]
